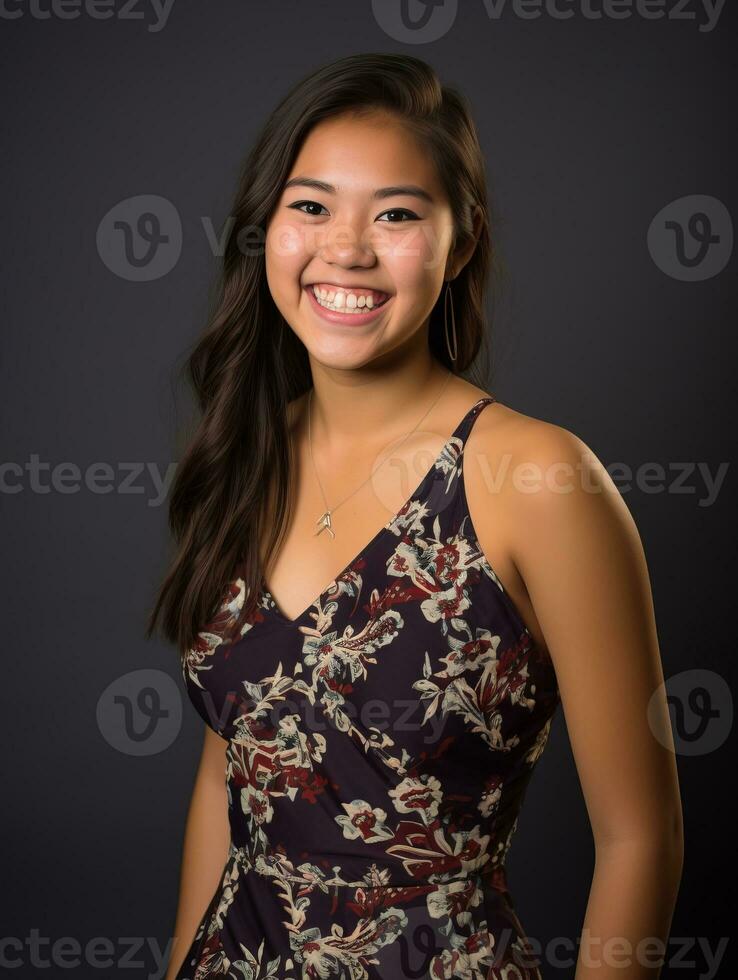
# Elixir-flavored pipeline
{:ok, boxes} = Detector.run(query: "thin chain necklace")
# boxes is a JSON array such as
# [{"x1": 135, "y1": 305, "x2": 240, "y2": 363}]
[{"x1": 308, "y1": 370, "x2": 454, "y2": 539}]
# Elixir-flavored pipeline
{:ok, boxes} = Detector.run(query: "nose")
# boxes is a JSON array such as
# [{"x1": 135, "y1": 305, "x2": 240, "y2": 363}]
[{"x1": 315, "y1": 214, "x2": 377, "y2": 271}]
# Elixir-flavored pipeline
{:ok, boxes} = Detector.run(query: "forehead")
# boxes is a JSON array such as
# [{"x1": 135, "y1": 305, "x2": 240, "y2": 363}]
[{"x1": 286, "y1": 112, "x2": 446, "y2": 202}]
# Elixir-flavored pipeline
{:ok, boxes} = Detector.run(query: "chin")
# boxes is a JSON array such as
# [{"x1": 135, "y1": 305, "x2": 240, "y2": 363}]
[{"x1": 302, "y1": 336, "x2": 386, "y2": 370}]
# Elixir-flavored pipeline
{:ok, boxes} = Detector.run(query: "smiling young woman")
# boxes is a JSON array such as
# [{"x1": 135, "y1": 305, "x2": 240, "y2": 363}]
[{"x1": 148, "y1": 53, "x2": 683, "y2": 980}]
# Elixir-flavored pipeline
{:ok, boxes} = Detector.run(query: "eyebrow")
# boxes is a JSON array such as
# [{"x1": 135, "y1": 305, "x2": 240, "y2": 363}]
[{"x1": 283, "y1": 176, "x2": 435, "y2": 204}]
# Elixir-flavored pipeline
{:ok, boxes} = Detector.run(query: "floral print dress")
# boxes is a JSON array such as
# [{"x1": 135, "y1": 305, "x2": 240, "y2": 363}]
[{"x1": 177, "y1": 396, "x2": 561, "y2": 980}]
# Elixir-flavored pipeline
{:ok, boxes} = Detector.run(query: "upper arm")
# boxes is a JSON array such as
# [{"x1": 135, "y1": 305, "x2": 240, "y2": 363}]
[
  {"x1": 506, "y1": 423, "x2": 683, "y2": 848},
  {"x1": 197, "y1": 723, "x2": 230, "y2": 791}
]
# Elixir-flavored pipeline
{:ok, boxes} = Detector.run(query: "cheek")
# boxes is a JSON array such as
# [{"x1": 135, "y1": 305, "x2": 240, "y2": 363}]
[
  {"x1": 380, "y1": 227, "x2": 446, "y2": 294},
  {"x1": 265, "y1": 222, "x2": 309, "y2": 298}
]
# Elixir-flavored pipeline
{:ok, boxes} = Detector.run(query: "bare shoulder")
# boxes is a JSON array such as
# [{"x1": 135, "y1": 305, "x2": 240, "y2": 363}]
[
  {"x1": 463, "y1": 398, "x2": 642, "y2": 655},
  {"x1": 467, "y1": 397, "x2": 629, "y2": 522}
]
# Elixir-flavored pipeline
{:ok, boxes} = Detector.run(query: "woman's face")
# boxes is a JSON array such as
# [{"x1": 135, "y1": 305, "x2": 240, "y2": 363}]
[{"x1": 265, "y1": 111, "x2": 458, "y2": 368}]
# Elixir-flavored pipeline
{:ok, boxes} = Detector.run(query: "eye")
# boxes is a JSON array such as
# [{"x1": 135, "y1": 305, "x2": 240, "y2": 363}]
[
  {"x1": 289, "y1": 200, "x2": 329, "y2": 216},
  {"x1": 377, "y1": 208, "x2": 420, "y2": 222}
]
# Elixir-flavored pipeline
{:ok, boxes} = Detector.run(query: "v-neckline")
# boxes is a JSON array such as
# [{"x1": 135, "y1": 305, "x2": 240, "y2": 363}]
[{"x1": 261, "y1": 395, "x2": 494, "y2": 627}]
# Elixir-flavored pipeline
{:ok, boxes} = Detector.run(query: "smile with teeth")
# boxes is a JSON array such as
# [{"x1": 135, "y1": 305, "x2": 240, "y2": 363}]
[{"x1": 310, "y1": 284, "x2": 390, "y2": 313}]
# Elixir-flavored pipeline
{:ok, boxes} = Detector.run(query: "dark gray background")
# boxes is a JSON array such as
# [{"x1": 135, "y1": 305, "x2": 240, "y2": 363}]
[{"x1": 1, "y1": 1, "x2": 735, "y2": 977}]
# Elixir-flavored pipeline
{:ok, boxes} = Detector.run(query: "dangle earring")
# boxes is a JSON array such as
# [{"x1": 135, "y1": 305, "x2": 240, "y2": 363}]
[{"x1": 444, "y1": 279, "x2": 458, "y2": 363}]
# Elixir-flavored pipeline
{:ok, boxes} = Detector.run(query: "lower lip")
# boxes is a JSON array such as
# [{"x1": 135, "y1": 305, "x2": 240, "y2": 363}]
[{"x1": 305, "y1": 286, "x2": 392, "y2": 326}]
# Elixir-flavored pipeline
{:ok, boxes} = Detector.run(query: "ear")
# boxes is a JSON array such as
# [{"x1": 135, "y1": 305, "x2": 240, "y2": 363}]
[{"x1": 444, "y1": 205, "x2": 484, "y2": 281}]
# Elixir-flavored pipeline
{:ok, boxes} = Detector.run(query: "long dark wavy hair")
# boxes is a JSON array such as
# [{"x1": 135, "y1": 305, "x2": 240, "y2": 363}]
[{"x1": 145, "y1": 52, "x2": 501, "y2": 656}]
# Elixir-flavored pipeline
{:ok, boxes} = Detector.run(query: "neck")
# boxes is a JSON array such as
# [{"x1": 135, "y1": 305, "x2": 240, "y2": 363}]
[{"x1": 305, "y1": 346, "x2": 451, "y2": 454}]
